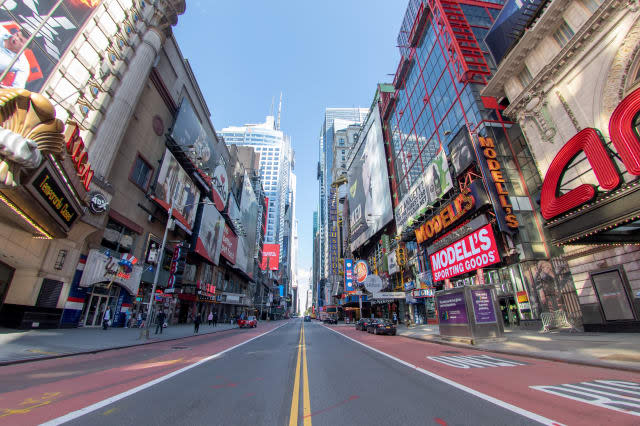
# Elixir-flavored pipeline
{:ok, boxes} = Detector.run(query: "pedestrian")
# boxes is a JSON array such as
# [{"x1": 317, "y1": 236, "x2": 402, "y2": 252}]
[
  {"x1": 102, "y1": 306, "x2": 111, "y2": 330},
  {"x1": 155, "y1": 310, "x2": 166, "y2": 335},
  {"x1": 194, "y1": 312, "x2": 202, "y2": 334},
  {"x1": 208, "y1": 311, "x2": 213, "y2": 326},
  {"x1": 136, "y1": 311, "x2": 143, "y2": 328},
  {"x1": 393, "y1": 312, "x2": 398, "y2": 325},
  {"x1": 213, "y1": 311, "x2": 218, "y2": 327}
]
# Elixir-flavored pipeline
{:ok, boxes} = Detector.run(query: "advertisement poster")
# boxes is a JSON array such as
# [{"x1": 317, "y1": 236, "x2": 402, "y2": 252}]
[
  {"x1": 347, "y1": 104, "x2": 393, "y2": 251},
  {"x1": 448, "y1": 126, "x2": 476, "y2": 177},
  {"x1": 430, "y1": 224, "x2": 500, "y2": 282},
  {"x1": 329, "y1": 186, "x2": 339, "y2": 275},
  {"x1": 197, "y1": 203, "x2": 225, "y2": 265},
  {"x1": 260, "y1": 244, "x2": 280, "y2": 270},
  {"x1": 155, "y1": 149, "x2": 200, "y2": 230},
  {"x1": 395, "y1": 149, "x2": 454, "y2": 235},
  {"x1": 239, "y1": 171, "x2": 258, "y2": 276},
  {"x1": 355, "y1": 260, "x2": 368, "y2": 284},
  {"x1": 471, "y1": 289, "x2": 497, "y2": 323},
  {"x1": 344, "y1": 259, "x2": 355, "y2": 293},
  {"x1": 0, "y1": 0, "x2": 99, "y2": 92},
  {"x1": 517, "y1": 291, "x2": 531, "y2": 312},
  {"x1": 437, "y1": 293, "x2": 468, "y2": 325},
  {"x1": 220, "y1": 224, "x2": 238, "y2": 264},
  {"x1": 387, "y1": 250, "x2": 399, "y2": 275}
]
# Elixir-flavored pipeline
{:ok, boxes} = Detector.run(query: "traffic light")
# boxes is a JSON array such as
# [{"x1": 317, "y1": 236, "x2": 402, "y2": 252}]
[{"x1": 396, "y1": 246, "x2": 406, "y2": 266}]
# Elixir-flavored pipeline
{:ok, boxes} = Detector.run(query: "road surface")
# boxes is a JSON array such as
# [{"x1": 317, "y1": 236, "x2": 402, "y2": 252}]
[{"x1": 0, "y1": 319, "x2": 639, "y2": 425}]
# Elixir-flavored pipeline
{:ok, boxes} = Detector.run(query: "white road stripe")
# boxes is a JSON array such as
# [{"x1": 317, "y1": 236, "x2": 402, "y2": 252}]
[
  {"x1": 324, "y1": 326, "x2": 564, "y2": 426},
  {"x1": 40, "y1": 322, "x2": 291, "y2": 426}
]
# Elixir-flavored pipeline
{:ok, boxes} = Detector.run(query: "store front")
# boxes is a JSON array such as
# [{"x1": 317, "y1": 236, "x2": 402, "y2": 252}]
[{"x1": 77, "y1": 249, "x2": 142, "y2": 327}]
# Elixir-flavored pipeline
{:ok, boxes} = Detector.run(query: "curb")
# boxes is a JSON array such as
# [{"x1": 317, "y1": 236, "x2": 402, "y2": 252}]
[
  {"x1": 0, "y1": 325, "x2": 243, "y2": 367},
  {"x1": 397, "y1": 332, "x2": 640, "y2": 373}
]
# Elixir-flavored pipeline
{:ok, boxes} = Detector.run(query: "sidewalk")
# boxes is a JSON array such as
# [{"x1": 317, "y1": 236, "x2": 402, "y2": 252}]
[
  {"x1": 331, "y1": 321, "x2": 640, "y2": 372},
  {"x1": 397, "y1": 324, "x2": 640, "y2": 372},
  {"x1": 0, "y1": 322, "x2": 241, "y2": 365}
]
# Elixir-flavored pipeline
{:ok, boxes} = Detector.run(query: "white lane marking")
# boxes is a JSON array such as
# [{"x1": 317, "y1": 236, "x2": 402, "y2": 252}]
[
  {"x1": 41, "y1": 322, "x2": 291, "y2": 426},
  {"x1": 324, "y1": 327, "x2": 564, "y2": 426},
  {"x1": 428, "y1": 354, "x2": 526, "y2": 369},
  {"x1": 531, "y1": 380, "x2": 640, "y2": 417}
]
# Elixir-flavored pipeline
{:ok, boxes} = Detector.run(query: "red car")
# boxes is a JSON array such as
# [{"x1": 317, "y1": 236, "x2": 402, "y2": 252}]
[{"x1": 237, "y1": 316, "x2": 257, "y2": 328}]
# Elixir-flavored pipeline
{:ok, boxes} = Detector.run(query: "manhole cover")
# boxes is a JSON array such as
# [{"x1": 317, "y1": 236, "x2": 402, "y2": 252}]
[
  {"x1": 171, "y1": 346, "x2": 190, "y2": 350},
  {"x1": 442, "y1": 350, "x2": 462, "y2": 354}
]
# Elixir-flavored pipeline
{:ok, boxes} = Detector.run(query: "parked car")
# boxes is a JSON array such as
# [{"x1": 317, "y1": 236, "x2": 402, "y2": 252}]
[
  {"x1": 237, "y1": 316, "x2": 257, "y2": 328},
  {"x1": 356, "y1": 318, "x2": 374, "y2": 331},
  {"x1": 304, "y1": 316, "x2": 311, "y2": 322},
  {"x1": 367, "y1": 319, "x2": 396, "y2": 335},
  {"x1": 323, "y1": 317, "x2": 338, "y2": 325}
]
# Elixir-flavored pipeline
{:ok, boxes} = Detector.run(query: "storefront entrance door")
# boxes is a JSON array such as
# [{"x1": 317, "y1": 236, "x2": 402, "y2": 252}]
[
  {"x1": 83, "y1": 294, "x2": 108, "y2": 327},
  {"x1": 499, "y1": 296, "x2": 520, "y2": 327},
  {"x1": 0, "y1": 261, "x2": 14, "y2": 312}
]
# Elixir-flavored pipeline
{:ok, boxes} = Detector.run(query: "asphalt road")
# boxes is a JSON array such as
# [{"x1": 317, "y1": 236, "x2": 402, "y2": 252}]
[
  {"x1": 56, "y1": 319, "x2": 535, "y2": 426},
  {"x1": 1, "y1": 319, "x2": 639, "y2": 425}
]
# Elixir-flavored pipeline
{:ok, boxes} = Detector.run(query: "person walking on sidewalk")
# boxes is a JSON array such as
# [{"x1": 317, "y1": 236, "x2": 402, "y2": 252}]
[
  {"x1": 102, "y1": 307, "x2": 111, "y2": 330},
  {"x1": 155, "y1": 310, "x2": 166, "y2": 335},
  {"x1": 194, "y1": 312, "x2": 202, "y2": 334},
  {"x1": 212, "y1": 311, "x2": 218, "y2": 327},
  {"x1": 208, "y1": 311, "x2": 213, "y2": 326}
]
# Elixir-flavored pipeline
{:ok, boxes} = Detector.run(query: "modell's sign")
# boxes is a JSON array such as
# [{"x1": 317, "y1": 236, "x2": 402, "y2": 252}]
[
  {"x1": 541, "y1": 87, "x2": 640, "y2": 221},
  {"x1": 429, "y1": 224, "x2": 500, "y2": 281}
]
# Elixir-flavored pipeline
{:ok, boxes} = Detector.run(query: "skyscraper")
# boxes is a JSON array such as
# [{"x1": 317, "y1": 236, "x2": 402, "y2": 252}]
[
  {"x1": 219, "y1": 115, "x2": 292, "y2": 249},
  {"x1": 317, "y1": 108, "x2": 368, "y2": 285}
]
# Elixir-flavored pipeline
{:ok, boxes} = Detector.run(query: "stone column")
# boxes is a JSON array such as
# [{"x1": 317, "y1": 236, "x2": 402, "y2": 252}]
[{"x1": 88, "y1": 27, "x2": 164, "y2": 178}]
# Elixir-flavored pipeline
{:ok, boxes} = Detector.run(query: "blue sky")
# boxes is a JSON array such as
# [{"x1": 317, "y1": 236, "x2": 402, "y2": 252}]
[{"x1": 174, "y1": 0, "x2": 408, "y2": 282}]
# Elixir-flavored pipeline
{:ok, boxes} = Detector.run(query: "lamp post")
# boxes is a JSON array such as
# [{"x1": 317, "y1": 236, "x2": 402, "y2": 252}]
[{"x1": 142, "y1": 197, "x2": 219, "y2": 338}]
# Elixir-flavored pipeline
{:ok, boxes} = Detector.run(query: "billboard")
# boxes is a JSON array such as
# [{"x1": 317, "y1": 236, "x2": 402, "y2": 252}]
[
  {"x1": 239, "y1": 171, "x2": 258, "y2": 277},
  {"x1": 348, "y1": 104, "x2": 393, "y2": 251},
  {"x1": 196, "y1": 202, "x2": 225, "y2": 265},
  {"x1": 0, "y1": 1, "x2": 99, "y2": 92},
  {"x1": 220, "y1": 223, "x2": 238, "y2": 264},
  {"x1": 329, "y1": 185, "x2": 338, "y2": 275},
  {"x1": 260, "y1": 244, "x2": 280, "y2": 270},
  {"x1": 344, "y1": 259, "x2": 355, "y2": 293},
  {"x1": 170, "y1": 98, "x2": 229, "y2": 210},
  {"x1": 394, "y1": 149, "x2": 454, "y2": 235},
  {"x1": 429, "y1": 224, "x2": 500, "y2": 282},
  {"x1": 154, "y1": 149, "x2": 200, "y2": 230},
  {"x1": 448, "y1": 126, "x2": 476, "y2": 177}
]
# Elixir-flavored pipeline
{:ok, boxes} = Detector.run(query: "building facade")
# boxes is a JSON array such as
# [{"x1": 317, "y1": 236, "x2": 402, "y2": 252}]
[
  {"x1": 0, "y1": 0, "x2": 189, "y2": 328},
  {"x1": 219, "y1": 113, "x2": 296, "y2": 314},
  {"x1": 0, "y1": 0, "x2": 268, "y2": 329},
  {"x1": 482, "y1": 0, "x2": 640, "y2": 331}
]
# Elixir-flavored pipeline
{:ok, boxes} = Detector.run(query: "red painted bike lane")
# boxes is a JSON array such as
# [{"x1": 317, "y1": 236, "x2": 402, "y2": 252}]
[
  {"x1": 329, "y1": 326, "x2": 640, "y2": 425},
  {"x1": 0, "y1": 322, "x2": 287, "y2": 425}
]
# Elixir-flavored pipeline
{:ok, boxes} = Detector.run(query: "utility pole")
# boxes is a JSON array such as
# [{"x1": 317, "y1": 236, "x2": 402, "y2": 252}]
[{"x1": 142, "y1": 193, "x2": 175, "y2": 339}]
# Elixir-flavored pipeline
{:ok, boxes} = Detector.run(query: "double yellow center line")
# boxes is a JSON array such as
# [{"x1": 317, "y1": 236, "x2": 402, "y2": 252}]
[{"x1": 289, "y1": 322, "x2": 311, "y2": 426}]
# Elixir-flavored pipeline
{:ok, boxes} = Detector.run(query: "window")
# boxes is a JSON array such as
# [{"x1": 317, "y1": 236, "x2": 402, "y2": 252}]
[
  {"x1": 101, "y1": 219, "x2": 137, "y2": 254},
  {"x1": 581, "y1": 0, "x2": 603, "y2": 13},
  {"x1": 130, "y1": 155, "x2": 153, "y2": 190},
  {"x1": 553, "y1": 20, "x2": 575, "y2": 48},
  {"x1": 518, "y1": 66, "x2": 534, "y2": 88}
]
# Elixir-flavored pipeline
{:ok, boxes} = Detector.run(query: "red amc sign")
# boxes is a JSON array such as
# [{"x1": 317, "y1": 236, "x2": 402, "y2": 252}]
[
  {"x1": 541, "y1": 87, "x2": 640, "y2": 220},
  {"x1": 429, "y1": 224, "x2": 500, "y2": 281}
]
